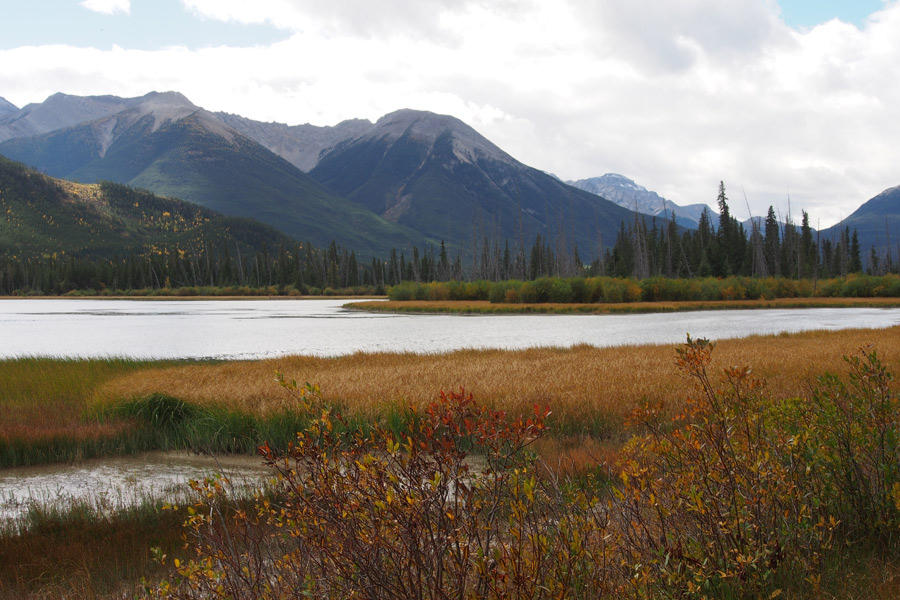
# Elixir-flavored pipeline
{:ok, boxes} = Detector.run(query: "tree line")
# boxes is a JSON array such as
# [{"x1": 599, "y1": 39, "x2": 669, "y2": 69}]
[
  {"x1": 604, "y1": 182, "x2": 863, "y2": 280},
  {"x1": 0, "y1": 181, "x2": 876, "y2": 295}
]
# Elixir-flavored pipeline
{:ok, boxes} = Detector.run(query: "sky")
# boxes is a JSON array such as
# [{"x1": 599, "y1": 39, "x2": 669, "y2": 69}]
[{"x1": 1, "y1": 0, "x2": 898, "y2": 227}]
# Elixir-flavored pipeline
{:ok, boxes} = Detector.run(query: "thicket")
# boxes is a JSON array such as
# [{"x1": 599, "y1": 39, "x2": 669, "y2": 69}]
[
  {"x1": 387, "y1": 273, "x2": 900, "y2": 304},
  {"x1": 147, "y1": 338, "x2": 900, "y2": 599}
]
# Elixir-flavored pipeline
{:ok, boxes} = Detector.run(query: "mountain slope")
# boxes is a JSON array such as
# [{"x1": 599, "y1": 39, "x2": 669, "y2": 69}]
[
  {"x1": 825, "y1": 185, "x2": 900, "y2": 257},
  {"x1": 0, "y1": 92, "x2": 143, "y2": 144},
  {"x1": 0, "y1": 154, "x2": 294, "y2": 260},
  {"x1": 0, "y1": 92, "x2": 662, "y2": 259},
  {"x1": 310, "y1": 109, "x2": 644, "y2": 257},
  {"x1": 215, "y1": 112, "x2": 372, "y2": 172},
  {"x1": 0, "y1": 94, "x2": 427, "y2": 257},
  {"x1": 568, "y1": 174, "x2": 708, "y2": 229},
  {"x1": 0, "y1": 97, "x2": 17, "y2": 119}
]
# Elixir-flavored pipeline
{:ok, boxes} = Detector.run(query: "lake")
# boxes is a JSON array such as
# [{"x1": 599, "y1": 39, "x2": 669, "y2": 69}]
[{"x1": 2, "y1": 298, "x2": 900, "y2": 360}]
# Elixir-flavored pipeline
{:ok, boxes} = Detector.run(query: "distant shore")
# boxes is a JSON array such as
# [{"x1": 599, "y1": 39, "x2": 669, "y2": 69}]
[{"x1": 344, "y1": 296, "x2": 900, "y2": 314}]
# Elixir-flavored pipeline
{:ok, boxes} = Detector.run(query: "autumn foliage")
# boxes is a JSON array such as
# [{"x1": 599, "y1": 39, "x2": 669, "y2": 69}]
[{"x1": 147, "y1": 338, "x2": 900, "y2": 599}]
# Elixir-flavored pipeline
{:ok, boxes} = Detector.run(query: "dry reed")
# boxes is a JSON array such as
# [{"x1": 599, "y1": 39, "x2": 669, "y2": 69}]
[
  {"x1": 93, "y1": 326, "x2": 900, "y2": 439},
  {"x1": 0, "y1": 359, "x2": 145, "y2": 448}
]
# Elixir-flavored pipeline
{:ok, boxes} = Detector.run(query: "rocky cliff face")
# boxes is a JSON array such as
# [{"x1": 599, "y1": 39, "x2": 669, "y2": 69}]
[
  {"x1": 214, "y1": 112, "x2": 373, "y2": 172},
  {"x1": 0, "y1": 92, "x2": 148, "y2": 143},
  {"x1": 568, "y1": 173, "x2": 708, "y2": 228}
]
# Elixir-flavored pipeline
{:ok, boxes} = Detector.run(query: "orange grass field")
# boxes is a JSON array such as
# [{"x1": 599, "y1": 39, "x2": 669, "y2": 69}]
[
  {"x1": 94, "y1": 325, "x2": 900, "y2": 434},
  {"x1": 0, "y1": 359, "x2": 147, "y2": 448},
  {"x1": 4, "y1": 325, "x2": 900, "y2": 458}
]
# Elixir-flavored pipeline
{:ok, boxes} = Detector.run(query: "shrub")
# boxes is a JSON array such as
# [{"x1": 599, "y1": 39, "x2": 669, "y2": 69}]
[
  {"x1": 148, "y1": 339, "x2": 900, "y2": 599},
  {"x1": 568, "y1": 277, "x2": 589, "y2": 303},
  {"x1": 790, "y1": 347, "x2": 900, "y2": 543},
  {"x1": 386, "y1": 281, "x2": 415, "y2": 301},
  {"x1": 519, "y1": 281, "x2": 538, "y2": 303},
  {"x1": 412, "y1": 282, "x2": 430, "y2": 301},
  {"x1": 488, "y1": 281, "x2": 509, "y2": 304},
  {"x1": 600, "y1": 278, "x2": 626, "y2": 303},
  {"x1": 623, "y1": 279, "x2": 643, "y2": 302},
  {"x1": 147, "y1": 385, "x2": 626, "y2": 599},
  {"x1": 531, "y1": 277, "x2": 554, "y2": 303},
  {"x1": 463, "y1": 280, "x2": 491, "y2": 301},
  {"x1": 613, "y1": 336, "x2": 837, "y2": 597},
  {"x1": 585, "y1": 277, "x2": 603, "y2": 302},
  {"x1": 548, "y1": 278, "x2": 574, "y2": 303},
  {"x1": 429, "y1": 282, "x2": 451, "y2": 301}
]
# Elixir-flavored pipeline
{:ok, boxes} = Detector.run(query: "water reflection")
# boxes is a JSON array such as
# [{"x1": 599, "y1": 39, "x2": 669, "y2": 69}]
[{"x1": 0, "y1": 452, "x2": 272, "y2": 522}]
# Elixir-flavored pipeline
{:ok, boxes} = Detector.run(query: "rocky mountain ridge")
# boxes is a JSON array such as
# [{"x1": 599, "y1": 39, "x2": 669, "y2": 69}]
[
  {"x1": 568, "y1": 173, "x2": 709, "y2": 229},
  {"x1": 3, "y1": 90, "x2": 896, "y2": 262}
]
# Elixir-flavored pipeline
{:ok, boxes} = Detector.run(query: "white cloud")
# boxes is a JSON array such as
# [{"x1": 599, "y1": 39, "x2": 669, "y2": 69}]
[
  {"x1": 79, "y1": 0, "x2": 131, "y2": 16},
  {"x1": 4, "y1": 0, "x2": 900, "y2": 227},
  {"x1": 180, "y1": 0, "x2": 469, "y2": 40}
]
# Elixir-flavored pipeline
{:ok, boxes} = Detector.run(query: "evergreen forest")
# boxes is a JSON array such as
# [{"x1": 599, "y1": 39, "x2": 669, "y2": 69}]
[{"x1": 0, "y1": 178, "x2": 877, "y2": 296}]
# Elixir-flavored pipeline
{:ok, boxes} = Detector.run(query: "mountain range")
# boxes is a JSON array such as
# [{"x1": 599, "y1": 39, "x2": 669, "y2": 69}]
[
  {"x1": 0, "y1": 92, "x2": 640, "y2": 259},
  {"x1": 0, "y1": 91, "x2": 897, "y2": 263},
  {"x1": 0, "y1": 92, "x2": 425, "y2": 258}
]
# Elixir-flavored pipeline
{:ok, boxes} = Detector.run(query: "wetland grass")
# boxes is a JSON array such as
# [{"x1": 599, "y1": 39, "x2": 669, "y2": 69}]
[
  {"x1": 5, "y1": 326, "x2": 900, "y2": 469},
  {"x1": 346, "y1": 295, "x2": 900, "y2": 314},
  {"x1": 144, "y1": 337, "x2": 900, "y2": 599},
  {"x1": 0, "y1": 357, "x2": 317, "y2": 466},
  {"x1": 92, "y1": 325, "x2": 900, "y2": 441},
  {"x1": 4, "y1": 327, "x2": 900, "y2": 597},
  {"x1": 0, "y1": 492, "x2": 187, "y2": 599},
  {"x1": 0, "y1": 357, "x2": 160, "y2": 467}
]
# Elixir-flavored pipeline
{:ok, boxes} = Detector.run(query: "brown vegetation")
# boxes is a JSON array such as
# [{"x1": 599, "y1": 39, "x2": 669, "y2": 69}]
[
  {"x1": 4, "y1": 326, "x2": 900, "y2": 598},
  {"x1": 94, "y1": 326, "x2": 900, "y2": 435},
  {"x1": 349, "y1": 296, "x2": 900, "y2": 314},
  {"x1": 146, "y1": 337, "x2": 900, "y2": 599}
]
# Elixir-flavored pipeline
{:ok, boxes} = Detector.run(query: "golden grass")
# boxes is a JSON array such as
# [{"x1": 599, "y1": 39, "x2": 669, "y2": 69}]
[
  {"x1": 347, "y1": 297, "x2": 900, "y2": 314},
  {"x1": 0, "y1": 359, "x2": 145, "y2": 443},
  {"x1": 93, "y1": 326, "x2": 900, "y2": 439}
]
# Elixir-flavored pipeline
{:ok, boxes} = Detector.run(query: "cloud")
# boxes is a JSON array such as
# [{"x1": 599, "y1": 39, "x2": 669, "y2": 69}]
[
  {"x1": 180, "y1": 0, "x2": 470, "y2": 40},
  {"x1": 3, "y1": 0, "x2": 900, "y2": 227},
  {"x1": 80, "y1": 0, "x2": 131, "y2": 16}
]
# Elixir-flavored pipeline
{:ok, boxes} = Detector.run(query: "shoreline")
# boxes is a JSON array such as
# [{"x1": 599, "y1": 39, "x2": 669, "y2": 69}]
[
  {"x1": 344, "y1": 296, "x2": 900, "y2": 314},
  {"x1": 0, "y1": 295, "x2": 386, "y2": 301}
]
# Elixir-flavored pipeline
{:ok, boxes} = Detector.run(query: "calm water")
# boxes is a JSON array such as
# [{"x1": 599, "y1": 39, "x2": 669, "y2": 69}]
[
  {"x1": 0, "y1": 452, "x2": 272, "y2": 523},
  {"x1": 2, "y1": 298, "x2": 900, "y2": 360}
]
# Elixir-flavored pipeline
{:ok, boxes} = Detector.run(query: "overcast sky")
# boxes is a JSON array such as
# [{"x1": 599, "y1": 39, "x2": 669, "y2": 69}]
[{"x1": 1, "y1": 0, "x2": 897, "y2": 227}]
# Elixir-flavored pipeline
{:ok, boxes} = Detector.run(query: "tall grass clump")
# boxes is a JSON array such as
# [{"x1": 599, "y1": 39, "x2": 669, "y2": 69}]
[{"x1": 108, "y1": 391, "x2": 312, "y2": 455}]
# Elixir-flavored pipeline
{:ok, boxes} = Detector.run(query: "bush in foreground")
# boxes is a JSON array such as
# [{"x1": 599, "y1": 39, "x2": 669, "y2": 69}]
[{"x1": 147, "y1": 340, "x2": 900, "y2": 599}]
